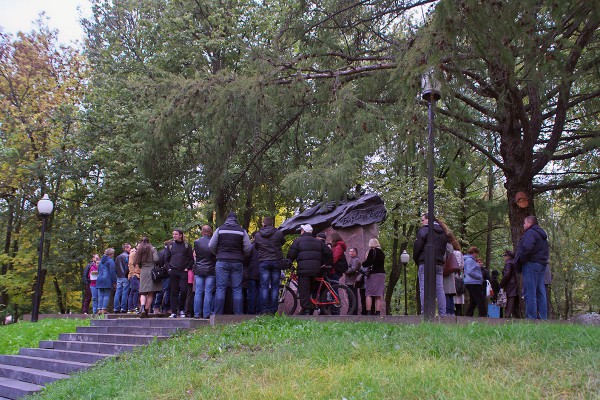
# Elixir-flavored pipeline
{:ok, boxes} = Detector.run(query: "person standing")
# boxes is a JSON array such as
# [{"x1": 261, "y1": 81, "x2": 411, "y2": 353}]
[
  {"x1": 500, "y1": 250, "x2": 519, "y2": 318},
  {"x1": 82, "y1": 255, "x2": 95, "y2": 314},
  {"x1": 287, "y1": 224, "x2": 332, "y2": 315},
  {"x1": 127, "y1": 247, "x2": 140, "y2": 313},
  {"x1": 166, "y1": 230, "x2": 195, "y2": 318},
  {"x1": 344, "y1": 248, "x2": 361, "y2": 315},
  {"x1": 209, "y1": 212, "x2": 253, "y2": 315},
  {"x1": 464, "y1": 247, "x2": 486, "y2": 317},
  {"x1": 193, "y1": 226, "x2": 217, "y2": 319},
  {"x1": 254, "y1": 216, "x2": 286, "y2": 315},
  {"x1": 136, "y1": 237, "x2": 161, "y2": 318},
  {"x1": 96, "y1": 248, "x2": 117, "y2": 315},
  {"x1": 153, "y1": 240, "x2": 171, "y2": 314},
  {"x1": 515, "y1": 215, "x2": 549, "y2": 320},
  {"x1": 113, "y1": 243, "x2": 131, "y2": 313},
  {"x1": 361, "y1": 238, "x2": 386, "y2": 315},
  {"x1": 413, "y1": 213, "x2": 448, "y2": 316},
  {"x1": 87, "y1": 254, "x2": 100, "y2": 314}
]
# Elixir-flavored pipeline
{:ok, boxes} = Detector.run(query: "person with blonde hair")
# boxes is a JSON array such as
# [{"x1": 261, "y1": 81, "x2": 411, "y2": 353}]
[{"x1": 361, "y1": 238, "x2": 386, "y2": 315}]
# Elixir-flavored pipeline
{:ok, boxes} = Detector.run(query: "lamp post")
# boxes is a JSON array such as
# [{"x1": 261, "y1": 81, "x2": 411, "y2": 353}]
[
  {"x1": 32, "y1": 194, "x2": 54, "y2": 322},
  {"x1": 421, "y1": 71, "x2": 441, "y2": 321},
  {"x1": 400, "y1": 250, "x2": 410, "y2": 315}
]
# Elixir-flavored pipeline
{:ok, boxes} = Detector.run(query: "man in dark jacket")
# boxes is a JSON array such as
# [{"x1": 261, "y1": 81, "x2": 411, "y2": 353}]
[
  {"x1": 413, "y1": 213, "x2": 448, "y2": 316},
  {"x1": 515, "y1": 215, "x2": 549, "y2": 320},
  {"x1": 253, "y1": 216, "x2": 286, "y2": 314},
  {"x1": 166, "y1": 230, "x2": 195, "y2": 317},
  {"x1": 287, "y1": 224, "x2": 332, "y2": 315},
  {"x1": 113, "y1": 243, "x2": 131, "y2": 313},
  {"x1": 193, "y1": 225, "x2": 216, "y2": 319},
  {"x1": 209, "y1": 212, "x2": 253, "y2": 315},
  {"x1": 500, "y1": 250, "x2": 519, "y2": 318}
]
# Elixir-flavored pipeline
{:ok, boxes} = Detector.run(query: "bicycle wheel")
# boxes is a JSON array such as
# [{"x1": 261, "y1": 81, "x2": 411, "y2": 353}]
[
  {"x1": 278, "y1": 286, "x2": 298, "y2": 315},
  {"x1": 318, "y1": 284, "x2": 357, "y2": 315}
]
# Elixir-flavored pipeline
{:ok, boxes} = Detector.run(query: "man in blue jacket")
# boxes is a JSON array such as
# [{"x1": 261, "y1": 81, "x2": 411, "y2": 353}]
[{"x1": 515, "y1": 215, "x2": 549, "y2": 320}]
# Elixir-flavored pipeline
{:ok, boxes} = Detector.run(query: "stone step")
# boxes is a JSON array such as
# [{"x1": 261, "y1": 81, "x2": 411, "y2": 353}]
[
  {"x1": 39, "y1": 340, "x2": 138, "y2": 355},
  {"x1": 19, "y1": 348, "x2": 112, "y2": 364},
  {"x1": 58, "y1": 333, "x2": 167, "y2": 346},
  {"x1": 90, "y1": 317, "x2": 208, "y2": 328},
  {"x1": 76, "y1": 326, "x2": 181, "y2": 336},
  {"x1": 0, "y1": 355, "x2": 91, "y2": 375},
  {"x1": 0, "y1": 363, "x2": 69, "y2": 385},
  {"x1": 0, "y1": 377, "x2": 41, "y2": 399}
]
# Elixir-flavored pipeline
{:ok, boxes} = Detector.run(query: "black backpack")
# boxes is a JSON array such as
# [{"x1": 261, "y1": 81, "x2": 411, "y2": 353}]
[{"x1": 334, "y1": 255, "x2": 349, "y2": 274}]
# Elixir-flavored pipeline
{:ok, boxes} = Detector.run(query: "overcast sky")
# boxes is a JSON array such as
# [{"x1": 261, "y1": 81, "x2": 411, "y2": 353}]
[{"x1": 0, "y1": 0, "x2": 92, "y2": 45}]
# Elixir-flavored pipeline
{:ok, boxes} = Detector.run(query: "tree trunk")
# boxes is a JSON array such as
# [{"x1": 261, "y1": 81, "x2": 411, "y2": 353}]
[
  {"x1": 0, "y1": 201, "x2": 14, "y2": 311},
  {"x1": 53, "y1": 277, "x2": 65, "y2": 314},
  {"x1": 385, "y1": 219, "x2": 400, "y2": 315},
  {"x1": 485, "y1": 163, "x2": 494, "y2": 268}
]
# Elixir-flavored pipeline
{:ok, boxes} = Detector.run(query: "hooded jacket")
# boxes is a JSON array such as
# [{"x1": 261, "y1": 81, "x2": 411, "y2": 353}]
[
  {"x1": 515, "y1": 224, "x2": 549, "y2": 267},
  {"x1": 253, "y1": 225, "x2": 286, "y2": 262},
  {"x1": 463, "y1": 254, "x2": 483, "y2": 285},
  {"x1": 96, "y1": 254, "x2": 117, "y2": 289},
  {"x1": 209, "y1": 214, "x2": 252, "y2": 262},
  {"x1": 413, "y1": 222, "x2": 448, "y2": 266}
]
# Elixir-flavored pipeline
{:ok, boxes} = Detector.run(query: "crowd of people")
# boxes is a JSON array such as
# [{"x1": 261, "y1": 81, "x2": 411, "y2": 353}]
[
  {"x1": 81, "y1": 212, "x2": 550, "y2": 320},
  {"x1": 413, "y1": 213, "x2": 550, "y2": 320}
]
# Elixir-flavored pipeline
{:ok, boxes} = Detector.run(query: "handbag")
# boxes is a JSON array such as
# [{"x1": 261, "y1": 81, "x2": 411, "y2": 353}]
[
  {"x1": 485, "y1": 280, "x2": 494, "y2": 298},
  {"x1": 454, "y1": 275, "x2": 465, "y2": 295},
  {"x1": 443, "y1": 250, "x2": 460, "y2": 276},
  {"x1": 151, "y1": 265, "x2": 169, "y2": 282},
  {"x1": 496, "y1": 288, "x2": 507, "y2": 307},
  {"x1": 359, "y1": 266, "x2": 371, "y2": 277}
]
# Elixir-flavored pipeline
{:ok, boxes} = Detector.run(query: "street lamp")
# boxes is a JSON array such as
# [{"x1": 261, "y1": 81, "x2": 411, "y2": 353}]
[
  {"x1": 32, "y1": 194, "x2": 54, "y2": 322},
  {"x1": 421, "y1": 71, "x2": 441, "y2": 321},
  {"x1": 400, "y1": 250, "x2": 410, "y2": 315}
]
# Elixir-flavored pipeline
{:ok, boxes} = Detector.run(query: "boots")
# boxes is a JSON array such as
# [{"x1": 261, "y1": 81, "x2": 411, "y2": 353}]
[{"x1": 140, "y1": 307, "x2": 148, "y2": 318}]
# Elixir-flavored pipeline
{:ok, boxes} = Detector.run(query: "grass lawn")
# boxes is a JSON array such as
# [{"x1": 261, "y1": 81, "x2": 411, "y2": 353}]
[
  {"x1": 20, "y1": 316, "x2": 600, "y2": 399},
  {"x1": 0, "y1": 318, "x2": 89, "y2": 355}
]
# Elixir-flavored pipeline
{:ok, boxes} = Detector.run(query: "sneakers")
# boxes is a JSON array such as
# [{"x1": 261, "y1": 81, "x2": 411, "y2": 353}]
[
  {"x1": 169, "y1": 313, "x2": 177, "y2": 318},
  {"x1": 179, "y1": 311, "x2": 186, "y2": 318}
]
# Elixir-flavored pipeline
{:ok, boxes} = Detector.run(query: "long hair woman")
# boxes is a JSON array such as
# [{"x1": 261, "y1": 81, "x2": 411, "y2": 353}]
[
  {"x1": 136, "y1": 237, "x2": 161, "y2": 317},
  {"x1": 361, "y1": 238, "x2": 386, "y2": 315}
]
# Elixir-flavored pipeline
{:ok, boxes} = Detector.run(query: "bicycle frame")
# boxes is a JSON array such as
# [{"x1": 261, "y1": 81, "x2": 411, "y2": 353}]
[{"x1": 310, "y1": 276, "x2": 340, "y2": 307}]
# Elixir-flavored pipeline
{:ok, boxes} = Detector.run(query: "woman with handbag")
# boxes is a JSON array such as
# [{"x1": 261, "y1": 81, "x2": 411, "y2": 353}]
[
  {"x1": 438, "y1": 220, "x2": 463, "y2": 316},
  {"x1": 362, "y1": 238, "x2": 386, "y2": 315},
  {"x1": 137, "y1": 237, "x2": 161, "y2": 318}
]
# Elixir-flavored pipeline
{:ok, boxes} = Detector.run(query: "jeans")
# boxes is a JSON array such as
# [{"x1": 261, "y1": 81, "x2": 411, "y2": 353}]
[
  {"x1": 98, "y1": 288, "x2": 111, "y2": 311},
  {"x1": 445, "y1": 294, "x2": 455, "y2": 316},
  {"x1": 113, "y1": 277, "x2": 130, "y2": 312},
  {"x1": 194, "y1": 275, "x2": 215, "y2": 318},
  {"x1": 127, "y1": 276, "x2": 140, "y2": 311},
  {"x1": 91, "y1": 286, "x2": 98, "y2": 314},
  {"x1": 153, "y1": 278, "x2": 170, "y2": 312},
  {"x1": 214, "y1": 261, "x2": 244, "y2": 315},
  {"x1": 259, "y1": 261, "x2": 281, "y2": 314},
  {"x1": 466, "y1": 284, "x2": 486, "y2": 317},
  {"x1": 247, "y1": 279, "x2": 260, "y2": 314},
  {"x1": 522, "y1": 262, "x2": 548, "y2": 319},
  {"x1": 418, "y1": 264, "x2": 446, "y2": 316}
]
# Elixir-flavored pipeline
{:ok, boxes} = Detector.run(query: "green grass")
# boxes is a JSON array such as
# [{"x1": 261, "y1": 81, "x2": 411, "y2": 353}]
[
  {"x1": 24, "y1": 317, "x2": 600, "y2": 399},
  {"x1": 0, "y1": 318, "x2": 90, "y2": 355}
]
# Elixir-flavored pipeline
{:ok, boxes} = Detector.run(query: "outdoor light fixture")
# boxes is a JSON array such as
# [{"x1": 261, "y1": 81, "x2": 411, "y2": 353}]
[
  {"x1": 400, "y1": 250, "x2": 410, "y2": 316},
  {"x1": 421, "y1": 70, "x2": 441, "y2": 321},
  {"x1": 32, "y1": 194, "x2": 54, "y2": 322}
]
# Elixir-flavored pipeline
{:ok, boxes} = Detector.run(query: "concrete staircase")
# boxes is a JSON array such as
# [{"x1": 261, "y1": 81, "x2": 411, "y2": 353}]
[{"x1": 0, "y1": 316, "x2": 208, "y2": 399}]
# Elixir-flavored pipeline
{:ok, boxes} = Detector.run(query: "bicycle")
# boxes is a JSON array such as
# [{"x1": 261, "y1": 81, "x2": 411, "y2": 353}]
[
  {"x1": 310, "y1": 267, "x2": 357, "y2": 315},
  {"x1": 278, "y1": 269, "x2": 299, "y2": 315}
]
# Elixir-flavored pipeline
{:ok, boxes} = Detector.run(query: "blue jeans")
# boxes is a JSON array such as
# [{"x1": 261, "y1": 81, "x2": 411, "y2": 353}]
[
  {"x1": 259, "y1": 261, "x2": 281, "y2": 314},
  {"x1": 247, "y1": 279, "x2": 260, "y2": 314},
  {"x1": 98, "y1": 288, "x2": 111, "y2": 311},
  {"x1": 214, "y1": 261, "x2": 243, "y2": 315},
  {"x1": 194, "y1": 275, "x2": 215, "y2": 318},
  {"x1": 418, "y1": 264, "x2": 447, "y2": 316},
  {"x1": 113, "y1": 278, "x2": 130, "y2": 311},
  {"x1": 522, "y1": 262, "x2": 548, "y2": 320},
  {"x1": 127, "y1": 276, "x2": 140, "y2": 311},
  {"x1": 91, "y1": 286, "x2": 98, "y2": 314}
]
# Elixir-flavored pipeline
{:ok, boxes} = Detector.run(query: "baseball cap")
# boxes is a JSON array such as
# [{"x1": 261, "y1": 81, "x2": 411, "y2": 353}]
[{"x1": 300, "y1": 224, "x2": 313, "y2": 233}]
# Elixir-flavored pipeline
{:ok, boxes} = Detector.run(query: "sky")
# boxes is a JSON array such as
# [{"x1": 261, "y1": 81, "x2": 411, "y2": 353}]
[{"x1": 0, "y1": 0, "x2": 92, "y2": 45}]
